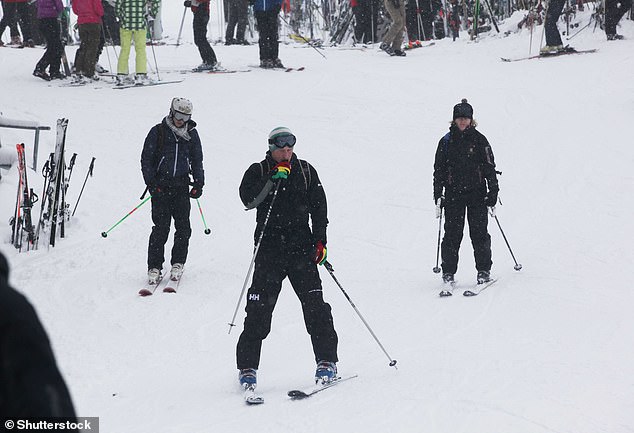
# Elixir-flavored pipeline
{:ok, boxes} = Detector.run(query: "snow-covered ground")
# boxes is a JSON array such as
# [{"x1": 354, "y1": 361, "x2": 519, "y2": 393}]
[{"x1": 1, "y1": 6, "x2": 633, "y2": 433}]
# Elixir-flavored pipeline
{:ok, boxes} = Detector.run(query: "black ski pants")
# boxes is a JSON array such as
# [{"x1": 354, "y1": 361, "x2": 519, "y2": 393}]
[
  {"x1": 193, "y1": 8, "x2": 217, "y2": 65},
  {"x1": 441, "y1": 190, "x2": 492, "y2": 275},
  {"x1": 35, "y1": 18, "x2": 62, "y2": 74},
  {"x1": 225, "y1": 0, "x2": 248, "y2": 42},
  {"x1": 148, "y1": 187, "x2": 192, "y2": 270},
  {"x1": 0, "y1": 1, "x2": 30, "y2": 41},
  {"x1": 236, "y1": 237, "x2": 339, "y2": 369},
  {"x1": 544, "y1": 0, "x2": 565, "y2": 46},
  {"x1": 605, "y1": 0, "x2": 632, "y2": 35},
  {"x1": 255, "y1": 7, "x2": 281, "y2": 61}
]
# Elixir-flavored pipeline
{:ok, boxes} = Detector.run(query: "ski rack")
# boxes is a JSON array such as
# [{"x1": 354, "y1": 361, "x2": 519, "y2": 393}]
[{"x1": 0, "y1": 115, "x2": 51, "y2": 171}]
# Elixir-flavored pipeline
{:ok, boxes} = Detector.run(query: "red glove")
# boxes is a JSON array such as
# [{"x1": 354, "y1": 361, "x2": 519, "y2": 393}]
[{"x1": 313, "y1": 241, "x2": 327, "y2": 265}]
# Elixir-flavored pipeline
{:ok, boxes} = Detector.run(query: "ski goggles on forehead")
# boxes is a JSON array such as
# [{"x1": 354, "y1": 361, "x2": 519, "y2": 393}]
[
  {"x1": 173, "y1": 111, "x2": 191, "y2": 122},
  {"x1": 268, "y1": 134, "x2": 297, "y2": 148}
]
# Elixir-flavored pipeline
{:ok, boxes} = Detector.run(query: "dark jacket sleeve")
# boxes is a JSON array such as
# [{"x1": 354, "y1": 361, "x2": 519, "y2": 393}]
[
  {"x1": 0, "y1": 287, "x2": 77, "y2": 420},
  {"x1": 239, "y1": 162, "x2": 274, "y2": 209},
  {"x1": 478, "y1": 133, "x2": 499, "y2": 193},
  {"x1": 140, "y1": 125, "x2": 159, "y2": 187},
  {"x1": 432, "y1": 138, "x2": 447, "y2": 200},
  {"x1": 307, "y1": 163, "x2": 328, "y2": 244},
  {"x1": 189, "y1": 128, "x2": 205, "y2": 187}
]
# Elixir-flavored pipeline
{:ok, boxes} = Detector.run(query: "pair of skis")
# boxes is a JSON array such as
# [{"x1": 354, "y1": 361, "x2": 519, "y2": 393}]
[
  {"x1": 244, "y1": 374, "x2": 358, "y2": 405},
  {"x1": 139, "y1": 271, "x2": 182, "y2": 296},
  {"x1": 439, "y1": 278, "x2": 498, "y2": 297}
]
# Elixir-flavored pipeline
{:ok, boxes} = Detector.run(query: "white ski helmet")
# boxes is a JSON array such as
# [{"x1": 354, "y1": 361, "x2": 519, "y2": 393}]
[{"x1": 170, "y1": 97, "x2": 193, "y2": 119}]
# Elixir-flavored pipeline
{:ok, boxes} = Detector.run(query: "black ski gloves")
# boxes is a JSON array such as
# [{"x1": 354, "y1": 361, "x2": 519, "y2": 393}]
[
  {"x1": 484, "y1": 191, "x2": 498, "y2": 207},
  {"x1": 190, "y1": 183, "x2": 203, "y2": 199}
]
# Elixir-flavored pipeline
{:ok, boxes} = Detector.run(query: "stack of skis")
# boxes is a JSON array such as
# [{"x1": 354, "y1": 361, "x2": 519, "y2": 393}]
[{"x1": 10, "y1": 118, "x2": 96, "y2": 251}]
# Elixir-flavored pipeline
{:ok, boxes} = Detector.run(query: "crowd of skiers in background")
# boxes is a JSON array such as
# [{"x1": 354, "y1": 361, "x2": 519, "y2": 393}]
[{"x1": 0, "y1": 0, "x2": 632, "y2": 82}]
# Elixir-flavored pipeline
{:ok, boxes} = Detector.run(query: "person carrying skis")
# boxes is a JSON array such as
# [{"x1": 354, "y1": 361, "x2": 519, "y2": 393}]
[
  {"x1": 183, "y1": 0, "x2": 220, "y2": 70},
  {"x1": 115, "y1": 0, "x2": 159, "y2": 84},
  {"x1": 236, "y1": 127, "x2": 339, "y2": 390},
  {"x1": 433, "y1": 99, "x2": 499, "y2": 285},
  {"x1": 141, "y1": 98, "x2": 204, "y2": 286}
]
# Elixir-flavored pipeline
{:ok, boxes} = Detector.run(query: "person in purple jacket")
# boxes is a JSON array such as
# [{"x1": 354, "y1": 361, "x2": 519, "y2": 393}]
[{"x1": 33, "y1": 0, "x2": 64, "y2": 80}]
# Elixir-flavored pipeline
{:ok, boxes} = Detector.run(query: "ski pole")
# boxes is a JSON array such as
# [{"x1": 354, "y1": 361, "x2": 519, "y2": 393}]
[
  {"x1": 71, "y1": 157, "x2": 95, "y2": 217},
  {"x1": 228, "y1": 180, "x2": 282, "y2": 334},
  {"x1": 433, "y1": 206, "x2": 443, "y2": 273},
  {"x1": 492, "y1": 214, "x2": 522, "y2": 271},
  {"x1": 147, "y1": 20, "x2": 161, "y2": 81},
  {"x1": 279, "y1": 14, "x2": 327, "y2": 59},
  {"x1": 323, "y1": 261, "x2": 398, "y2": 368},
  {"x1": 176, "y1": 5, "x2": 187, "y2": 46},
  {"x1": 195, "y1": 198, "x2": 212, "y2": 235},
  {"x1": 101, "y1": 195, "x2": 151, "y2": 238},
  {"x1": 34, "y1": 154, "x2": 53, "y2": 249}
]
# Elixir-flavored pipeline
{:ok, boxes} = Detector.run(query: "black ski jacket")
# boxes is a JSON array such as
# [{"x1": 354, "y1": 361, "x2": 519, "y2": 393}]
[
  {"x1": 433, "y1": 125, "x2": 499, "y2": 200},
  {"x1": 239, "y1": 152, "x2": 328, "y2": 247},
  {"x1": 141, "y1": 118, "x2": 205, "y2": 189},
  {"x1": 0, "y1": 253, "x2": 78, "y2": 421}
]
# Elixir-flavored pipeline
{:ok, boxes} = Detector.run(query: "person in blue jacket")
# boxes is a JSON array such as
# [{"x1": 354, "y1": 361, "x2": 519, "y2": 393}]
[
  {"x1": 141, "y1": 97, "x2": 205, "y2": 284},
  {"x1": 253, "y1": 0, "x2": 284, "y2": 68}
]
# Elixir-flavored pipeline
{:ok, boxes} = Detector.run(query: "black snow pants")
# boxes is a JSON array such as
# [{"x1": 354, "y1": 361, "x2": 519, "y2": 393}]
[
  {"x1": 148, "y1": 186, "x2": 192, "y2": 270},
  {"x1": 193, "y1": 8, "x2": 217, "y2": 65},
  {"x1": 254, "y1": 7, "x2": 281, "y2": 61},
  {"x1": 236, "y1": 234, "x2": 339, "y2": 369},
  {"x1": 441, "y1": 190, "x2": 492, "y2": 275}
]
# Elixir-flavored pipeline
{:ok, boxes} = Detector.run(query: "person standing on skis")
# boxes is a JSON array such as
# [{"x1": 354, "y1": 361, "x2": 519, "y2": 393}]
[
  {"x1": 433, "y1": 99, "x2": 499, "y2": 285},
  {"x1": 141, "y1": 97, "x2": 204, "y2": 285}
]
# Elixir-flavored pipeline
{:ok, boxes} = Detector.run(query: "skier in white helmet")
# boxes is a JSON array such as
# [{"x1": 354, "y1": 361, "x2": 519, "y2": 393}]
[{"x1": 141, "y1": 97, "x2": 205, "y2": 286}]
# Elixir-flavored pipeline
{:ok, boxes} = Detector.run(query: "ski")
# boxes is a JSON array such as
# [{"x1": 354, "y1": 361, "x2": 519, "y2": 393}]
[
  {"x1": 463, "y1": 278, "x2": 498, "y2": 297},
  {"x1": 14, "y1": 143, "x2": 36, "y2": 251},
  {"x1": 243, "y1": 385, "x2": 264, "y2": 405},
  {"x1": 177, "y1": 68, "x2": 251, "y2": 74},
  {"x1": 49, "y1": 118, "x2": 68, "y2": 247},
  {"x1": 403, "y1": 41, "x2": 435, "y2": 50},
  {"x1": 249, "y1": 65, "x2": 305, "y2": 72},
  {"x1": 139, "y1": 273, "x2": 166, "y2": 297},
  {"x1": 501, "y1": 48, "x2": 597, "y2": 62},
  {"x1": 288, "y1": 374, "x2": 358, "y2": 400},
  {"x1": 163, "y1": 269, "x2": 183, "y2": 293},
  {"x1": 439, "y1": 281, "x2": 457, "y2": 297},
  {"x1": 113, "y1": 79, "x2": 184, "y2": 90}
]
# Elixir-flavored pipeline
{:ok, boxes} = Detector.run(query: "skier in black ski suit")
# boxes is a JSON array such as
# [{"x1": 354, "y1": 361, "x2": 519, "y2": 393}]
[
  {"x1": 236, "y1": 127, "x2": 339, "y2": 390},
  {"x1": 141, "y1": 97, "x2": 204, "y2": 284},
  {"x1": 0, "y1": 252, "x2": 78, "y2": 422},
  {"x1": 433, "y1": 99, "x2": 499, "y2": 284}
]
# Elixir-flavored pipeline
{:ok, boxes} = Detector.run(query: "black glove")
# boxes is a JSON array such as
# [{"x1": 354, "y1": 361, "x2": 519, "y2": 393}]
[
  {"x1": 183, "y1": 0, "x2": 192, "y2": 6},
  {"x1": 149, "y1": 184, "x2": 163, "y2": 198},
  {"x1": 484, "y1": 191, "x2": 498, "y2": 207},
  {"x1": 189, "y1": 183, "x2": 203, "y2": 199}
]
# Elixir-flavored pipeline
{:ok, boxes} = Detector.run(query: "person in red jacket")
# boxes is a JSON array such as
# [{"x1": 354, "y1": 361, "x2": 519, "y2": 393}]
[
  {"x1": 0, "y1": 0, "x2": 32, "y2": 46},
  {"x1": 71, "y1": 0, "x2": 103, "y2": 81}
]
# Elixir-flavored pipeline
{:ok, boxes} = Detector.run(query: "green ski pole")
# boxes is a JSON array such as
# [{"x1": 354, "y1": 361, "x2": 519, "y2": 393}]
[{"x1": 101, "y1": 196, "x2": 151, "y2": 238}]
